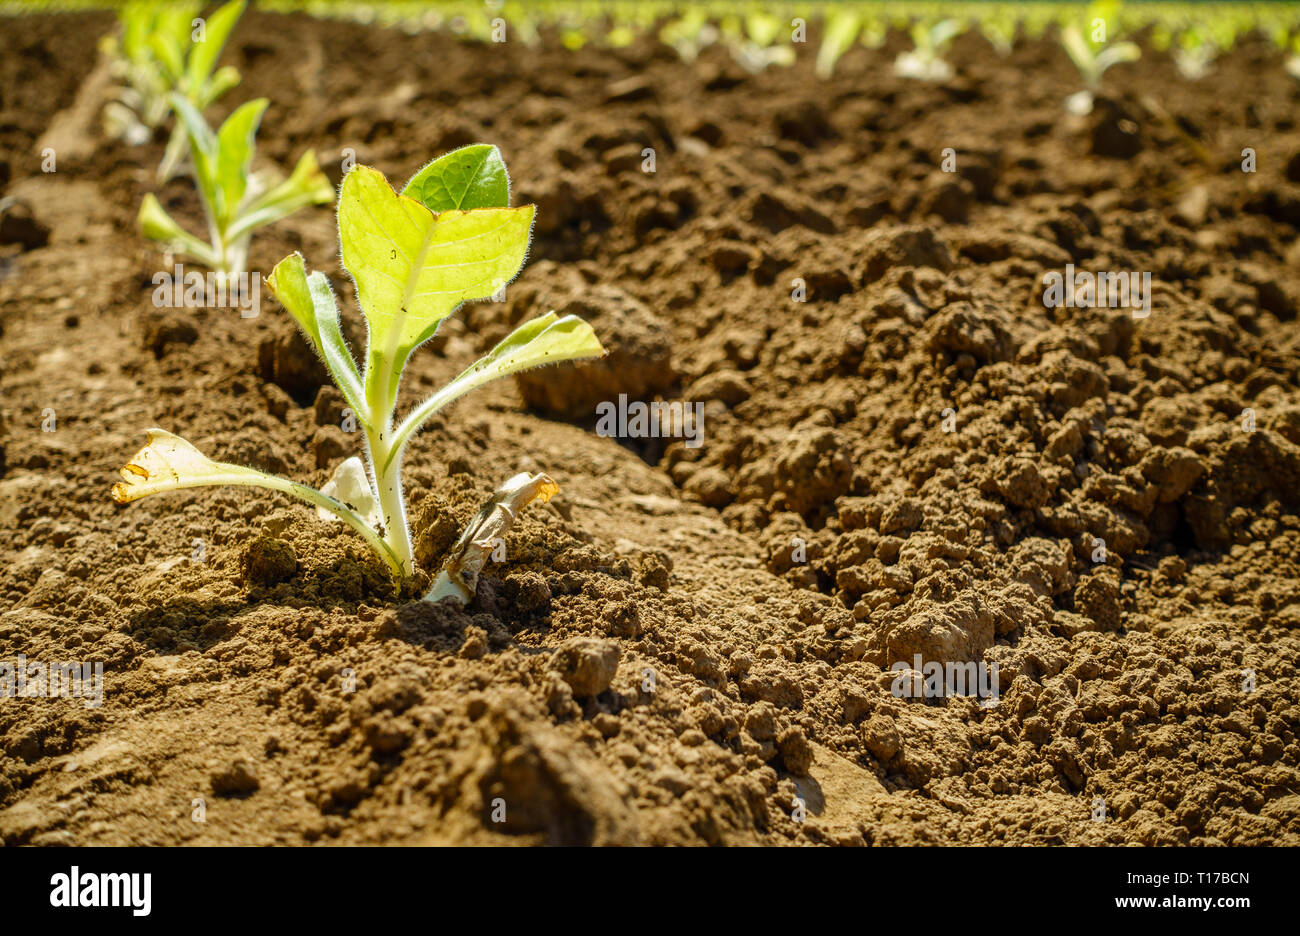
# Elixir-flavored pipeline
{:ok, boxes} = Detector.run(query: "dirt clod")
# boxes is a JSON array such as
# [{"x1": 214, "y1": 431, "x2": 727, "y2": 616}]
[{"x1": 552, "y1": 638, "x2": 620, "y2": 697}]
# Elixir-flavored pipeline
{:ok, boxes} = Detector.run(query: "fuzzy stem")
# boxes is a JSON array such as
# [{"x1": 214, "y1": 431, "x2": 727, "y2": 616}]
[{"x1": 363, "y1": 383, "x2": 414, "y2": 582}]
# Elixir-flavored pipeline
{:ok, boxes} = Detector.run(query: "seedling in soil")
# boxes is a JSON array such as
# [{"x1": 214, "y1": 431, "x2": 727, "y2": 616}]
[
  {"x1": 138, "y1": 96, "x2": 333, "y2": 276},
  {"x1": 1171, "y1": 27, "x2": 1220, "y2": 81},
  {"x1": 815, "y1": 10, "x2": 861, "y2": 78},
  {"x1": 113, "y1": 145, "x2": 605, "y2": 595},
  {"x1": 728, "y1": 12, "x2": 794, "y2": 74},
  {"x1": 979, "y1": 11, "x2": 1018, "y2": 57},
  {"x1": 894, "y1": 19, "x2": 965, "y2": 82},
  {"x1": 1061, "y1": 3, "x2": 1140, "y2": 115},
  {"x1": 102, "y1": 0, "x2": 246, "y2": 181}
]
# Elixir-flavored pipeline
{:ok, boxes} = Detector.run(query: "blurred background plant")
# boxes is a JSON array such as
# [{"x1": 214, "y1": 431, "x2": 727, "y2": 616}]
[
  {"x1": 19, "y1": 1, "x2": 1297, "y2": 89},
  {"x1": 100, "y1": 0, "x2": 245, "y2": 181},
  {"x1": 1060, "y1": 0, "x2": 1141, "y2": 115}
]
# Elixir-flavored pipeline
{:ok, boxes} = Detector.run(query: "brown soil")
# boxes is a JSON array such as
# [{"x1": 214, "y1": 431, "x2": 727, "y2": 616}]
[{"x1": 2, "y1": 10, "x2": 1300, "y2": 846}]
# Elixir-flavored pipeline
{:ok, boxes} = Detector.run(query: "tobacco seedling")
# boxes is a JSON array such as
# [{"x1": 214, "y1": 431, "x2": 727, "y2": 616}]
[
  {"x1": 1171, "y1": 27, "x2": 1220, "y2": 81},
  {"x1": 138, "y1": 96, "x2": 333, "y2": 276},
  {"x1": 979, "y1": 12, "x2": 1018, "y2": 57},
  {"x1": 113, "y1": 145, "x2": 605, "y2": 593},
  {"x1": 660, "y1": 10, "x2": 717, "y2": 63},
  {"x1": 894, "y1": 19, "x2": 965, "y2": 82},
  {"x1": 727, "y1": 12, "x2": 793, "y2": 73},
  {"x1": 815, "y1": 10, "x2": 861, "y2": 78},
  {"x1": 1061, "y1": 3, "x2": 1140, "y2": 115},
  {"x1": 102, "y1": 0, "x2": 246, "y2": 181}
]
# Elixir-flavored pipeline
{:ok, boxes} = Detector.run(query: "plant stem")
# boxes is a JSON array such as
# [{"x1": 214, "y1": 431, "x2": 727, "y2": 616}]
[{"x1": 363, "y1": 383, "x2": 414, "y2": 582}]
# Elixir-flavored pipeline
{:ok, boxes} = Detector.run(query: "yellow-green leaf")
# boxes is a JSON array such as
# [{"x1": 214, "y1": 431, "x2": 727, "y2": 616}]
[
  {"x1": 386, "y1": 311, "x2": 603, "y2": 464},
  {"x1": 337, "y1": 164, "x2": 534, "y2": 403}
]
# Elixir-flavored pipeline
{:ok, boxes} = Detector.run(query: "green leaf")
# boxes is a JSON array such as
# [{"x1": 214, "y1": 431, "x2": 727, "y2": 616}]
[
  {"x1": 213, "y1": 98, "x2": 267, "y2": 225},
  {"x1": 198, "y1": 65, "x2": 241, "y2": 110},
  {"x1": 266, "y1": 253, "x2": 367, "y2": 421},
  {"x1": 138, "y1": 193, "x2": 218, "y2": 265},
  {"x1": 930, "y1": 18, "x2": 965, "y2": 51},
  {"x1": 1096, "y1": 40, "x2": 1141, "y2": 75},
  {"x1": 119, "y1": 3, "x2": 158, "y2": 62},
  {"x1": 156, "y1": 121, "x2": 189, "y2": 183},
  {"x1": 1061, "y1": 25, "x2": 1097, "y2": 83},
  {"x1": 186, "y1": 0, "x2": 245, "y2": 89},
  {"x1": 816, "y1": 11, "x2": 860, "y2": 78},
  {"x1": 745, "y1": 12, "x2": 783, "y2": 47},
  {"x1": 401, "y1": 144, "x2": 509, "y2": 212},
  {"x1": 387, "y1": 311, "x2": 603, "y2": 465},
  {"x1": 337, "y1": 165, "x2": 534, "y2": 408},
  {"x1": 170, "y1": 94, "x2": 219, "y2": 207},
  {"x1": 228, "y1": 148, "x2": 333, "y2": 241},
  {"x1": 147, "y1": 26, "x2": 185, "y2": 83},
  {"x1": 112, "y1": 429, "x2": 400, "y2": 576}
]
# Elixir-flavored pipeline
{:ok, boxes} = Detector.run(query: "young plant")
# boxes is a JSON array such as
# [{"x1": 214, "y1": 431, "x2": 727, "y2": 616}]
[
  {"x1": 1287, "y1": 36, "x2": 1300, "y2": 83},
  {"x1": 815, "y1": 10, "x2": 861, "y2": 79},
  {"x1": 138, "y1": 96, "x2": 333, "y2": 276},
  {"x1": 102, "y1": 0, "x2": 246, "y2": 181},
  {"x1": 979, "y1": 11, "x2": 1019, "y2": 57},
  {"x1": 1172, "y1": 27, "x2": 1219, "y2": 81},
  {"x1": 894, "y1": 19, "x2": 965, "y2": 82},
  {"x1": 660, "y1": 9, "x2": 717, "y2": 63},
  {"x1": 113, "y1": 145, "x2": 605, "y2": 592},
  {"x1": 729, "y1": 11, "x2": 794, "y2": 74},
  {"x1": 1061, "y1": 2, "x2": 1140, "y2": 115}
]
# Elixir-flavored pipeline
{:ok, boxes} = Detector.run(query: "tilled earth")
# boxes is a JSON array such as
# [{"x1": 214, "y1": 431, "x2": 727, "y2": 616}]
[{"x1": 1, "y1": 10, "x2": 1299, "y2": 845}]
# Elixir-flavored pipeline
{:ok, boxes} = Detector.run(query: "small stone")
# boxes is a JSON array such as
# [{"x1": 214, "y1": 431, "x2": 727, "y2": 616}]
[
  {"x1": 552, "y1": 637, "x2": 620, "y2": 697},
  {"x1": 313, "y1": 385, "x2": 347, "y2": 427},
  {"x1": 777, "y1": 726, "x2": 814, "y2": 775},
  {"x1": 1074, "y1": 571, "x2": 1122, "y2": 631},
  {"x1": 240, "y1": 536, "x2": 298, "y2": 586},
  {"x1": 683, "y1": 466, "x2": 733, "y2": 509},
  {"x1": 708, "y1": 243, "x2": 754, "y2": 275},
  {"x1": 688, "y1": 369, "x2": 752, "y2": 407},
  {"x1": 744, "y1": 702, "x2": 778, "y2": 741},
  {"x1": 210, "y1": 759, "x2": 259, "y2": 796},
  {"x1": 861, "y1": 714, "x2": 901, "y2": 761},
  {"x1": 604, "y1": 75, "x2": 656, "y2": 103},
  {"x1": 261, "y1": 382, "x2": 293, "y2": 421}
]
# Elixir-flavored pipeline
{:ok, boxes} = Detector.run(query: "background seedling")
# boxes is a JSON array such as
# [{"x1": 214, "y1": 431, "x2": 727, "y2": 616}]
[
  {"x1": 1172, "y1": 26, "x2": 1220, "y2": 80},
  {"x1": 138, "y1": 95, "x2": 333, "y2": 276},
  {"x1": 979, "y1": 10, "x2": 1018, "y2": 56},
  {"x1": 114, "y1": 145, "x2": 605, "y2": 591},
  {"x1": 728, "y1": 11, "x2": 794, "y2": 73},
  {"x1": 102, "y1": 0, "x2": 246, "y2": 181},
  {"x1": 815, "y1": 10, "x2": 861, "y2": 78},
  {"x1": 895, "y1": 18, "x2": 965, "y2": 81},
  {"x1": 1061, "y1": 2, "x2": 1140, "y2": 115}
]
